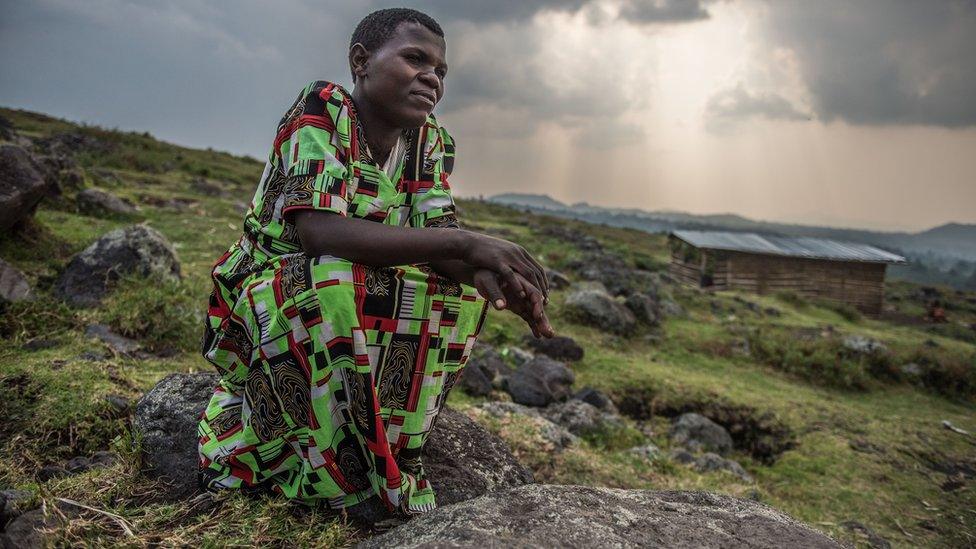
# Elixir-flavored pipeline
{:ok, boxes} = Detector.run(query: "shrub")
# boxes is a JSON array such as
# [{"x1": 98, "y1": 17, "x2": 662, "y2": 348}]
[{"x1": 747, "y1": 329, "x2": 873, "y2": 391}]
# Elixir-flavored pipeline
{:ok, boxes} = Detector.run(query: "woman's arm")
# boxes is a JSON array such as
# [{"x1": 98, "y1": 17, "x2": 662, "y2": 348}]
[
  {"x1": 294, "y1": 210, "x2": 466, "y2": 265},
  {"x1": 294, "y1": 210, "x2": 549, "y2": 297}
]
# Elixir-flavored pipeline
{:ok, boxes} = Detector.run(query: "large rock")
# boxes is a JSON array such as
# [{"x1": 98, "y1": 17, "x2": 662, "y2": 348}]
[
  {"x1": 357, "y1": 484, "x2": 841, "y2": 548},
  {"x1": 55, "y1": 224, "x2": 181, "y2": 306},
  {"x1": 478, "y1": 401, "x2": 579, "y2": 451},
  {"x1": 76, "y1": 188, "x2": 138, "y2": 217},
  {"x1": 567, "y1": 251, "x2": 663, "y2": 297},
  {"x1": 564, "y1": 287, "x2": 636, "y2": 335},
  {"x1": 0, "y1": 145, "x2": 48, "y2": 233},
  {"x1": 506, "y1": 355, "x2": 575, "y2": 407},
  {"x1": 423, "y1": 407, "x2": 534, "y2": 506},
  {"x1": 523, "y1": 334, "x2": 584, "y2": 362},
  {"x1": 460, "y1": 344, "x2": 512, "y2": 395},
  {"x1": 669, "y1": 413, "x2": 734, "y2": 455},
  {"x1": 134, "y1": 374, "x2": 533, "y2": 507},
  {"x1": 626, "y1": 292, "x2": 661, "y2": 326},
  {"x1": 542, "y1": 399, "x2": 623, "y2": 436},
  {"x1": 133, "y1": 372, "x2": 219, "y2": 499},
  {"x1": 0, "y1": 259, "x2": 31, "y2": 303}
]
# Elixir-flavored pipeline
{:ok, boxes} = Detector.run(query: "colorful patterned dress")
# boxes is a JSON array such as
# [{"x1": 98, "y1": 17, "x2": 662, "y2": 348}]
[{"x1": 197, "y1": 81, "x2": 488, "y2": 514}]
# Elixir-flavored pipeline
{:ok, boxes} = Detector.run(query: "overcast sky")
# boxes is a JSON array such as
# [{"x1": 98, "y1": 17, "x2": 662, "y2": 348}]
[{"x1": 2, "y1": 0, "x2": 975, "y2": 232}]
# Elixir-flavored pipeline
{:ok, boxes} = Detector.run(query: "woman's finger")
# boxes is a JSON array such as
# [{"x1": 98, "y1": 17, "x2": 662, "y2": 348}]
[{"x1": 476, "y1": 272, "x2": 507, "y2": 310}]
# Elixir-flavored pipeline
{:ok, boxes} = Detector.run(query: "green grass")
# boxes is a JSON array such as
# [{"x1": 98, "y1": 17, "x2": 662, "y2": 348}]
[{"x1": 2, "y1": 106, "x2": 975, "y2": 548}]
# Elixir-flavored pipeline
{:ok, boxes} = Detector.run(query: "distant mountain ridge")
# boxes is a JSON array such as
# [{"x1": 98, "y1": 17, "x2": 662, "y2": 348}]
[{"x1": 489, "y1": 193, "x2": 976, "y2": 267}]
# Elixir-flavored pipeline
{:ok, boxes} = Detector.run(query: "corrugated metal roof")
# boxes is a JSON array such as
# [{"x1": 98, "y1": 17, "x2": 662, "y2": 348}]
[{"x1": 671, "y1": 230, "x2": 907, "y2": 264}]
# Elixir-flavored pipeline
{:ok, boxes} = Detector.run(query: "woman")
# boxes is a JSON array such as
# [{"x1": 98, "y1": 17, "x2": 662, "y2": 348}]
[{"x1": 197, "y1": 8, "x2": 554, "y2": 516}]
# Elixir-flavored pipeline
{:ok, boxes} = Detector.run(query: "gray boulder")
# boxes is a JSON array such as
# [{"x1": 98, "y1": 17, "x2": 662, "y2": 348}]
[
  {"x1": 542, "y1": 399, "x2": 623, "y2": 436},
  {"x1": 422, "y1": 407, "x2": 534, "y2": 507},
  {"x1": 134, "y1": 374, "x2": 533, "y2": 508},
  {"x1": 463, "y1": 344, "x2": 513, "y2": 392},
  {"x1": 457, "y1": 361, "x2": 492, "y2": 396},
  {"x1": 506, "y1": 355, "x2": 575, "y2": 407},
  {"x1": 523, "y1": 334, "x2": 584, "y2": 362},
  {"x1": 0, "y1": 258, "x2": 31, "y2": 303},
  {"x1": 85, "y1": 323, "x2": 142, "y2": 356},
  {"x1": 565, "y1": 287, "x2": 636, "y2": 335},
  {"x1": 694, "y1": 452, "x2": 753, "y2": 483},
  {"x1": 573, "y1": 386, "x2": 619, "y2": 414},
  {"x1": 545, "y1": 268, "x2": 571, "y2": 290},
  {"x1": 669, "y1": 413, "x2": 734, "y2": 455},
  {"x1": 626, "y1": 292, "x2": 661, "y2": 326},
  {"x1": 0, "y1": 145, "x2": 48, "y2": 232},
  {"x1": 133, "y1": 372, "x2": 219, "y2": 499},
  {"x1": 357, "y1": 484, "x2": 841, "y2": 549},
  {"x1": 479, "y1": 401, "x2": 578, "y2": 451},
  {"x1": 55, "y1": 224, "x2": 181, "y2": 306},
  {"x1": 77, "y1": 188, "x2": 138, "y2": 217}
]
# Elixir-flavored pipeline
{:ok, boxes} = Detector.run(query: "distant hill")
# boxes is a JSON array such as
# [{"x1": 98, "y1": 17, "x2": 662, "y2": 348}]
[{"x1": 489, "y1": 193, "x2": 976, "y2": 290}]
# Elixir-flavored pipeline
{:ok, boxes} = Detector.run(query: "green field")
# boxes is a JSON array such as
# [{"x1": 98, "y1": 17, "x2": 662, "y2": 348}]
[{"x1": 2, "y1": 107, "x2": 974, "y2": 547}]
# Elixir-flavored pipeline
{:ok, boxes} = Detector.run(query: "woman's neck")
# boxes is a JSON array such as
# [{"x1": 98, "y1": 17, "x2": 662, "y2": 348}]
[{"x1": 351, "y1": 87, "x2": 401, "y2": 164}]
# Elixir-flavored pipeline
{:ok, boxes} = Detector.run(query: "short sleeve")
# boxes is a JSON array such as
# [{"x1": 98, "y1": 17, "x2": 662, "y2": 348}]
[
  {"x1": 408, "y1": 125, "x2": 460, "y2": 229},
  {"x1": 278, "y1": 81, "x2": 351, "y2": 219}
]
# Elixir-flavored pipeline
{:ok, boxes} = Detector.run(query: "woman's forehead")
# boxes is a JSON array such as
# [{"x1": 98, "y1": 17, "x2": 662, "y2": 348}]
[{"x1": 383, "y1": 22, "x2": 446, "y2": 57}]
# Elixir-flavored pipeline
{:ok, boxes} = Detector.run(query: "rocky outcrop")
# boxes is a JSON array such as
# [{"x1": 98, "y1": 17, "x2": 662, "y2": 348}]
[
  {"x1": 423, "y1": 408, "x2": 534, "y2": 506},
  {"x1": 458, "y1": 344, "x2": 512, "y2": 396},
  {"x1": 0, "y1": 145, "x2": 48, "y2": 232},
  {"x1": 564, "y1": 286, "x2": 636, "y2": 335},
  {"x1": 133, "y1": 372, "x2": 219, "y2": 499},
  {"x1": 133, "y1": 374, "x2": 533, "y2": 508},
  {"x1": 77, "y1": 188, "x2": 138, "y2": 217},
  {"x1": 478, "y1": 401, "x2": 579, "y2": 451},
  {"x1": 506, "y1": 355, "x2": 575, "y2": 407},
  {"x1": 0, "y1": 259, "x2": 31, "y2": 303},
  {"x1": 625, "y1": 292, "x2": 661, "y2": 326},
  {"x1": 669, "y1": 413, "x2": 734, "y2": 455},
  {"x1": 523, "y1": 334, "x2": 584, "y2": 362},
  {"x1": 541, "y1": 399, "x2": 623, "y2": 437},
  {"x1": 55, "y1": 224, "x2": 181, "y2": 306},
  {"x1": 357, "y1": 484, "x2": 841, "y2": 548}
]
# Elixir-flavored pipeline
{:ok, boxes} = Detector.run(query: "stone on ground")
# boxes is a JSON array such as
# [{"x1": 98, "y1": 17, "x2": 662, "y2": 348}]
[
  {"x1": 0, "y1": 259, "x2": 31, "y2": 303},
  {"x1": 55, "y1": 224, "x2": 181, "y2": 307},
  {"x1": 669, "y1": 413, "x2": 734, "y2": 455},
  {"x1": 523, "y1": 334, "x2": 584, "y2": 362},
  {"x1": 0, "y1": 145, "x2": 48, "y2": 233},
  {"x1": 542, "y1": 399, "x2": 623, "y2": 437},
  {"x1": 76, "y1": 188, "x2": 138, "y2": 217},
  {"x1": 356, "y1": 484, "x2": 842, "y2": 549},
  {"x1": 506, "y1": 355, "x2": 575, "y2": 407},
  {"x1": 564, "y1": 287, "x2": 636, "y2": 335}
]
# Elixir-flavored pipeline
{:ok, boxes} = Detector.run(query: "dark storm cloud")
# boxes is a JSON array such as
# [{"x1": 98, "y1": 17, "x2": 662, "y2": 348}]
[
  {"x1": 763, "y1": 0, "x2": 976, "y2": 127},
  {"x1": 364, "y1": 0, "x2": 591, "y2": 23},
  {"x1": 617, "y1": 0, "x2": 710, "y2": 24},
  {"x1": 704, "y1": 85, "x2": 810, "y2": 132}
]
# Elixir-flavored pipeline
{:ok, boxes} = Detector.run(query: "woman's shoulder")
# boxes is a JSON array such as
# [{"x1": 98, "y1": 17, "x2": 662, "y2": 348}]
[
  {"x1": 419, "y1": 113, "x2": 455, "y2": 173},
  {"x1": 277, "y1": 80, "x2": 352, "y2": 132}
]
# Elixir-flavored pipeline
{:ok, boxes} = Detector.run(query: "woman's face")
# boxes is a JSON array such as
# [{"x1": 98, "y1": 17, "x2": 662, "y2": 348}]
[{"x1": 354, "y1": 22, "x2": 448, "y2": 129}]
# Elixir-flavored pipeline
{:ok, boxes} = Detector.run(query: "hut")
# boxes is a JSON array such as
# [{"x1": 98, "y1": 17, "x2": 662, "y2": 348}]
[{"x1": 668, "y1": 230, "x2": 906, "y2": 315}]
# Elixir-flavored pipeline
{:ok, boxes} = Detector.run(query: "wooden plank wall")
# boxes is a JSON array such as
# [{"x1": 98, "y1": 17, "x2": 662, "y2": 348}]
[
  {"x1": 721, "y1": 251, "x2": 887, "y2": 315},
  {"x1": 669, "y1": 249, "x2": 702, "y2": 286}
]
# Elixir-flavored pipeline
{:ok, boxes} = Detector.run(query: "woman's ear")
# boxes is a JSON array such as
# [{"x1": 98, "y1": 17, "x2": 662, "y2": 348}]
[{"x1": 349, "y1": 43, "x2": 370, "y2": 82}]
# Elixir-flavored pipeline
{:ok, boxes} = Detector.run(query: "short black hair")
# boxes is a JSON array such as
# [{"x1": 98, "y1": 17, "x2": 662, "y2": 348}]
[{"x1": 350, "y1": 8, "x2": 444, "y2": 53}]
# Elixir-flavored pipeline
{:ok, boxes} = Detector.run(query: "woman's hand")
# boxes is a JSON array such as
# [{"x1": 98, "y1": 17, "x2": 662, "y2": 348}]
[
  {"x1": 461, "y1": 231, "x2": 549, "y2": 303},
  {"x1": 473, "y1": 269, "x2": 555, "y2": 339}
]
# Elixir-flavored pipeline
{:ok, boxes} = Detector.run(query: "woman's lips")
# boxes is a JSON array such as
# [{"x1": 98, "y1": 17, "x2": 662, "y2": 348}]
[{"x1": 410, "y1": 90, "x2": 436, "y2": 107}]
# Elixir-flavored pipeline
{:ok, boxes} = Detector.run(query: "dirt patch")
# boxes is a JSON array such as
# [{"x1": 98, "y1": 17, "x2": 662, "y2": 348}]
[{"x1": 612, "y1": 386, "x2": 796, "y2": 464}]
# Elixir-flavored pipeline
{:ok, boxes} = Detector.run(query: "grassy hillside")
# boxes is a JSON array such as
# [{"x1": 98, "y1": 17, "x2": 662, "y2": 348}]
[{"x1": 1, "y1": 107, "x2": 974, "y2": 547}]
